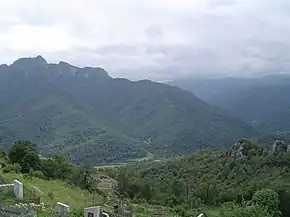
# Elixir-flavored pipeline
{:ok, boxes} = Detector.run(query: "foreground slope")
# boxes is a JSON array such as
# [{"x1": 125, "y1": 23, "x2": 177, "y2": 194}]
[
  {"x1": 116, "y1": 139, "x2": 290, "y2": 217},
  {"x1": 0, "y1": 56, "x2": 256, "y2": 163}
]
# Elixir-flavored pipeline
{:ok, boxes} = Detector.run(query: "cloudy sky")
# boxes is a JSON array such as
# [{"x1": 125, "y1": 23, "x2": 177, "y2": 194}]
[{"x1": 0, "y1": 0, "x2": 290, "y2": 81}]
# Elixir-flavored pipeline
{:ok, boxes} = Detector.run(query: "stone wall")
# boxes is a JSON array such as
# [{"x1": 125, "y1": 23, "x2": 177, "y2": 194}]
[{"x1": 0, "y1": 204, "x2": 36, "y2": 217}]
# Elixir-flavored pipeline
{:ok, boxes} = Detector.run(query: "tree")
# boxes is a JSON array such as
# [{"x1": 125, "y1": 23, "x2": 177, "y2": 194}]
[
  {"x1": 70, "y1": 164, "x2": 95, "y2": 191},
  {"x1": 8, "y1": 140, "x2": 40, "y2": 173},
  {"x1": 20, "y1": 151, "x2": 41, "y2": 173},
  {"x1": 252, "y1": 189, "x2": 280, "y2": 215}
]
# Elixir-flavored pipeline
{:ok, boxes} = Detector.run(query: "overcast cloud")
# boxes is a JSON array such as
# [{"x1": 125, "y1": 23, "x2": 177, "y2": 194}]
[{"x1": 0, "y1": 0, "x2": 290, "y2": 81}]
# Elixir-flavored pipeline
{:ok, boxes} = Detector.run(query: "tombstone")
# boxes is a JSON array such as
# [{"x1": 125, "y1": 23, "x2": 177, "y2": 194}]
[
  {"x1": 102, "y1": 212, "x2": 109, "y2": 217},
  {"x1": 197, "y1": 213, "x2": 205, "y2": 217},
  {"x1": 13, "y1": 180, "x2": 23, "y2": 200},
  {"x1": 56, "y1": 202, "x2": 69, "y2": 216},
  {"x1": 84, "y1": 206, "x2": 102, "y2": 217}
]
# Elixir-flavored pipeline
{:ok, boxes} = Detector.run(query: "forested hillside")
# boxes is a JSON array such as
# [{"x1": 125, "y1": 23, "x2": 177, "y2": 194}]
[
  {"x1": 111, "y1": 139, "x2": 290, "y2": 217},
  {"x1": 0, "y1": 56, "x2": 256, "y2": 164},
  {"x1": 167, "y1": 75, "x2": 290, "y2": 133}
]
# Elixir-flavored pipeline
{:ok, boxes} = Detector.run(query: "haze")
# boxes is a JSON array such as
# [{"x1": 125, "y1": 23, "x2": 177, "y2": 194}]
[{"x1": 0, "y1": 0, "x2": 289, "y2": 81}]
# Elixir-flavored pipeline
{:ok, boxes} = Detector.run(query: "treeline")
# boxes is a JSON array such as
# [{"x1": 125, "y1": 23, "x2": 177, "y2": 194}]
[
  {"x1": 110, "y1": 139, "x2": 290, "y2": 217},
  {"x1": 0, "y1": 140, "x2": 100, "y2": 194}
]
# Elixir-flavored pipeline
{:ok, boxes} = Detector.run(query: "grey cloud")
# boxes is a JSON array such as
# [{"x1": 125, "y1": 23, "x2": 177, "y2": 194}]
[{"x1": 1, "y1": 0, "x2": 290, "y2": 81}]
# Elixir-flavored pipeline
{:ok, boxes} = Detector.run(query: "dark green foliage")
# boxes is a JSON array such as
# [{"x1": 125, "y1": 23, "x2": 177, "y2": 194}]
[
  {"x1": 0, "y1": 148, "x2": 7, "y2": 157},
  {"x1": 8, "y1": 140, "x2": 41, "y2": 173},
  {"x1": 0, "y1": 56, "x2": 257, "y2": 164},
  {"x1": 31, "y1": 170, "x2": 46, "y2": 180},
  {"x1": 70, "y1": 208, "x2": 84, "y2": 217},
  {"x1": 112, "y1": 140, "x2": 290, "y2": 216},
  {"x1": 219, "y1": 202, "x2": 272, "y2": 217},
  {"x1": 2, "y1": 163, "x2": 21, "y2": 174},
  {"x1": 252, "y1": 189, "x2": 280, "y2": 215}
]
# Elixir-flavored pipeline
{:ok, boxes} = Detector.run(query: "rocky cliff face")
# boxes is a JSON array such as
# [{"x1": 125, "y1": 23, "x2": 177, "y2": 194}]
[
  {"x1": 229, "y1": 139, "x2": 247, "y2": 158},
  {"x1": 228, "y1": 139, "x2": 265, "y2": 158},
  {"x1": 229, "y1": 138, "x2": 290, "y2": 159},
  {"x1": 270, "y1": 140, "x2": 287, "y2": 152}
]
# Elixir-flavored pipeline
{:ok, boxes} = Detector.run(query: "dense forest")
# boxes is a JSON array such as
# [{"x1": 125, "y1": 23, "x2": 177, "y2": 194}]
[
  {"x1": 0, "y1": 56, "x2": 256, "y2": 164},
  {"x1": 107, "y1": 139, "x2": 290, "y2": 217}
]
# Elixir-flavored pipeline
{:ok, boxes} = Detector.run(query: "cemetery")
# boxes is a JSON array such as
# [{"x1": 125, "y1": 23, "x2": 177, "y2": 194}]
[{"x1": 0, "y1": 179, "x2": 205, "y2": 216}]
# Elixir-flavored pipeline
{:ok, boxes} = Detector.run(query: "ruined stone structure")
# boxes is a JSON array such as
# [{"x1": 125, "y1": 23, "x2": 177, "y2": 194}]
[{"x1": 0, "y1": 204, "x2": 36, "y2": 217}]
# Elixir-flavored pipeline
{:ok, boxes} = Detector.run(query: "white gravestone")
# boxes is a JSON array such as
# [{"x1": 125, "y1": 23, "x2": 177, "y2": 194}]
[
  {"x1": 13, "y1": 180, "x2": 23, "y2": 200},
  {"x1": 84, "y1": 206, "x2": 102, "y2": 217},
  {"x1": 197, "y1": 213, "x2": 205, "y2": 217},
  {"x1": 56, "y1": 202, "x2": 69, "y2": 216}
]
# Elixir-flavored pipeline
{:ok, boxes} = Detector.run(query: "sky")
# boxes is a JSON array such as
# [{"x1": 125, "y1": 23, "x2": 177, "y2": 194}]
[{"x1": 0, "y1": 0, "x2": 290, "y2": 81}]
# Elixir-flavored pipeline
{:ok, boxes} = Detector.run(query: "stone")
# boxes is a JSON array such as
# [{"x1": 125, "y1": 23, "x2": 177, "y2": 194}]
[
  {"x1": 229, "y1": 140, "x2": 245, "y2": 158},
  {"x1": 84, "y1": 206, "x2": 102, "y2": 217},
  {"x1": 197, "y1": 213, "x2": 205, "y2": 217},
  {"x1": 56, "y1": 202, "x2": 69, "y2": 216},
  {"x1": 270, "y1": 140, "x2": 287, "y2": 153},
  {"x1": 13, "y1": 180, "x2": 23, "y2": 200}
]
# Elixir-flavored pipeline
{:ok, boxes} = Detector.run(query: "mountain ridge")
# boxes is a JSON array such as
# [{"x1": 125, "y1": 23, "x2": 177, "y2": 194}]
[
  {"x1": 167, "y1": 76, "x2": 290, "y2": 133},
  {"x1": 0, "y1": 56, "x2": 257, "y2": 164}
]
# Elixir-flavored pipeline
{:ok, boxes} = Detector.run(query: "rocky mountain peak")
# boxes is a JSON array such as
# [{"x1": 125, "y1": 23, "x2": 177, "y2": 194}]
[{"x1": 11, "y1": 55, "x2": 47, "y2": 68}]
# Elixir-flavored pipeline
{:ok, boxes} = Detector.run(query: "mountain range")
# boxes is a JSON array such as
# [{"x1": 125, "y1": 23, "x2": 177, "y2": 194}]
[
  {"x1": 168, "y1": 75, "x2": 290, "y2": 134},
  {"x1": 0, "y1": 56, "x2": 256, "y2": 164}
]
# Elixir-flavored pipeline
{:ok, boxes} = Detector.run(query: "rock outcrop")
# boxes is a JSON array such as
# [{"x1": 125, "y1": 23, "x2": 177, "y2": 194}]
[
  {"x1": 229, "y1": 139, "x2": 247, "y2": 158},
  {"x1": 270, "y1": 140, "x2": 287, "y2": 153}
]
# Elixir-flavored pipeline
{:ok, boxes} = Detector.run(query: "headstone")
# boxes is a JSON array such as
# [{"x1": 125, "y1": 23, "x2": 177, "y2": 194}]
[
  {"x1": 13, "y1": 180, "x2": 23, "y2": 200},
  {"x1": 197, "y1": 213, "x2": 205, "y2": 217},
  {"x1": 102, "y1": 212, "x2": 109, "y2": 217},
  {"x1": 84, "y1": 206, "x2": 102, "y2": 217},
  {"x1": 56, "y1": 202, "x2": 69, "y2": 216}
]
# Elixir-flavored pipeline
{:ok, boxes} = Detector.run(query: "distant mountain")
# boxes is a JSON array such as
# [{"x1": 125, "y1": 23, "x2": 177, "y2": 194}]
[
  {"x1": 168, "y1": 75, "x2": 290, "y2": 133},
  {"x1": 0, "y1": 56, "x2": 257, "y2": 164}
]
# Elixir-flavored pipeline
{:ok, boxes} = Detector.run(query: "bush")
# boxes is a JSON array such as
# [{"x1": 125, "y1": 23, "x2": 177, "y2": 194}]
[
  {"x1": 31, "y1": 171, "x2": 46, "y2": 180},
  {"x1": 48, "y1": 191, "x2": 54, "y2": 199},
  {"x1": 71, "y1": 208, "x2": 83, "y2": 217},
  {"x1": 3, "y1": 163, "x2": 21, "y2": 174},
  {"x1": 252, "y1": 189, "x2": 280, "y2": 214},
  {"x1": 23, "y1": 173, "x2": 32, "y2": 180},
  {"x1": 220, "y1": 202, "x2": 271, "y2": 217}
]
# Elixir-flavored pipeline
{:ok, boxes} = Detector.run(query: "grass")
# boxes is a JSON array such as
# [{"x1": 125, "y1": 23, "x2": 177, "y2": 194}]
[
  {"x1": 94, "y1": 151, "x2": 155, "y2": 169},
  {"x1": 0, "y1": 171, "x2": 106, "y2": 216}
]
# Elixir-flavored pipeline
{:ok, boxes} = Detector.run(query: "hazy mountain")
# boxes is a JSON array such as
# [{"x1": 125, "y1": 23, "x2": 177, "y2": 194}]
[
  {"x1": 168, "y1": 75, "x2": 290, "y2": 133},
  {"x1": 0, "y1": 56, "x2": 257, "y2": 164}
]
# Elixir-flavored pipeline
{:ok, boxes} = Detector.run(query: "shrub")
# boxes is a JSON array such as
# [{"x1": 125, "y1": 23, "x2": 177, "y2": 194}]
[
  {"x1": 252, "y1": 189, "x2": 280, "y2": 214},
  {"x1": 220, "y1": 202, "x2": 271, "y2": 217},
  {"x1": 31, "y1": 171, "x2": 46, "y2": 180},
  {"x1": 3, "y1": 163, "x2": 21, "y2": 174},
  {"x1": 48, "y1": 191, "x2": 54, "y2": 199}
]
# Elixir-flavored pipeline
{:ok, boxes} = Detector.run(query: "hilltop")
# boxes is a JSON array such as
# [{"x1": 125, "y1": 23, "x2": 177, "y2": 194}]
[{"x1": 0, "y1": 56, "x2": 257, "y2": 164}]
